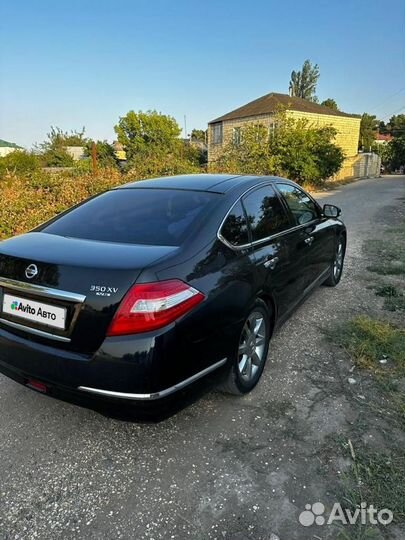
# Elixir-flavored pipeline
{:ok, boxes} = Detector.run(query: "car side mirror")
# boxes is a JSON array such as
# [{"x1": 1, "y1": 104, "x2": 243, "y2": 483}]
[{"x1": 323, "y1": 204, "x2": 341, "y2": 218}]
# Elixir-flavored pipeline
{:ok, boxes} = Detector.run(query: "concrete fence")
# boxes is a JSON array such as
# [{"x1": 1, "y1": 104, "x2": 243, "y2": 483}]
[{"x1": 334, "y1": 152, "x2": 381, "y2": 181}]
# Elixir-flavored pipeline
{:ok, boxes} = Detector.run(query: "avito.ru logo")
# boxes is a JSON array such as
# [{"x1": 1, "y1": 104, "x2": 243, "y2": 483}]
[
  {"x1": 10, "y1": 300, "x2": 36, "y2": 315},
  {"x1": 299, "y1": 501, "x2": 393, "y2": 527}
]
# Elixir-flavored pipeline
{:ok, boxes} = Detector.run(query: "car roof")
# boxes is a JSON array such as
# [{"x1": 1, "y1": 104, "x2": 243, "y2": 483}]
[{"x1": 119, "y1": 174, "x2": 295, "y2": 194}]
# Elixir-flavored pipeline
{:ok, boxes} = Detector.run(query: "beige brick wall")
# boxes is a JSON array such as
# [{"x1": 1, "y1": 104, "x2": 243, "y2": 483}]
[
  {"x1": 208, "y1": 113, "x2": 275, "y2": 163},
  {"x1": 286, "y1": 110, "x2": 360, "y2": 158},
  {"x1": 208, "y1": 110, "x2": 361, "y2": 173}
]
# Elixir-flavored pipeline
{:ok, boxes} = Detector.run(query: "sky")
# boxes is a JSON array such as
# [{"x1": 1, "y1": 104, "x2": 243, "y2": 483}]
[{"x1": 1, "y1": 0, "x2": 404, "y2": 148}]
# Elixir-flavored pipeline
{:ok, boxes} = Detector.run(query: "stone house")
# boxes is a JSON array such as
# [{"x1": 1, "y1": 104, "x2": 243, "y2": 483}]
[
  {"x1": 0, "y1": 139, "x2": 22, "y2": 157},
  {"x1": 208, "y1": 92, "x2": 362, "y2": 179}
]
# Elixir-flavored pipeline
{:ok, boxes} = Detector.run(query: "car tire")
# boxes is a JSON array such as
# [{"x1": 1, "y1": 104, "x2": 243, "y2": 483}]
[
  {"x1": 220, "y1": 299, "x2": 271, "y2": 396},
  {"x1": 323, "y1": 235, "x2": 346, "y2": 287}
]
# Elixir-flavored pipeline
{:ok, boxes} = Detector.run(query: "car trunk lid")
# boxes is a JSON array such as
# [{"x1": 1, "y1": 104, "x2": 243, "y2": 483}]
[{"x1": 0, "y1": 232, "x2": 179, "y2": 353}]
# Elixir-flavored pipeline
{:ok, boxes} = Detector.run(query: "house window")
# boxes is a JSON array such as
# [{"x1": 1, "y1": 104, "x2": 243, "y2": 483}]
[
  {"x1": 211, "y1": 123, "x2": 223, "y2": 145},
  {"x1": 233, "y1": 127, "x2": 242, "y2": 146},
  {"x1": 268, "y1": 122, "x2": 278, "y2": 135}
]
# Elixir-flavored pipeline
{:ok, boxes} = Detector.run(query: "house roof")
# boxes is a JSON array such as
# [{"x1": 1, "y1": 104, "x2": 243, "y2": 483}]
[
  {"x1": 209, "y1": 92, "x2": 360, "y2": 123},
  {"x1": 375, "y1": 133, "x2": 393, "y2": 141},
  {"x1": 0, "y1": 139, "x2": 22, "y2": 148}
]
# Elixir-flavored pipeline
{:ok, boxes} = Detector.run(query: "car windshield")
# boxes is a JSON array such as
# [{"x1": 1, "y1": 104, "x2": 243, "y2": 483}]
[{"x1": 41, "y1": 188, "x2": 220, "y2": 246}]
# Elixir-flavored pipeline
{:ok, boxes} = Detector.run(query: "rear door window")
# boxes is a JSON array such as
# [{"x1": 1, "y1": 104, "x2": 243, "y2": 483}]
[
  {"x1": 276, "y1": 184, "x2": 319, "y2": 225},
  {"x1": 220, "y1": 201, "x2": 249, "y2": 246},
  {"x1": 242, "y1": 185, "x2": 291, "y2": 241},
  {"x1": 40, "y1": 189, "x2": 220, "y2": 246}
]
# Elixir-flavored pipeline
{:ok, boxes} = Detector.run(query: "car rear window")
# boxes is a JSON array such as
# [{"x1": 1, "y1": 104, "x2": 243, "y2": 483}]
[{"x1": 41, "y1": 189, "x2": 220, "y2": 246}]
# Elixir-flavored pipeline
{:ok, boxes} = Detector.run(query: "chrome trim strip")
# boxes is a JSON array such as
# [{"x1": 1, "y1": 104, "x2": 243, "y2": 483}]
[
  {"x1": 78, "y1": 357, "x2": 228, "y2": 400},
  {"x1": 0, "y1": 277, "x2": 86, "y2": 303},
  {"x1": 216, "y1": 181, "x2": 320, "y2": 252},
  {"x1": 0, "y1": 318, "x2": 71, "y2": 343}
]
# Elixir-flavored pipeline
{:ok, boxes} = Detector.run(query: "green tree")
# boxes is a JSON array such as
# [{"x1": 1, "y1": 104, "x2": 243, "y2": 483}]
[
  {"x1": 44, "y1": 126, "x2": 86, "y2": 147},
  {"x1": 190, "y1": 129, "x2": 207, "y2": 143},
  {"x1": 84, "y1": 140, "x2": 119, "y2": 169},
  {"x1": 372, "y1": 141, "x2": 392, "y2": 169},
  {"x1": 269, "y1": 116, "x2": 343, "y2": 185},
  {"x1": 321, "y1": 98, "x2": 339, "y2": 111},
  {"x1": 388, "y1": 136, "x2": 405, "y2": 170},
  {"x1": 114, "y1": 110, "x2": 201, "y2": 178},
  {"x1": 214, "y1": 124, "x2": 276, "y2": 175},
  {"x1": 39, "y1": 126, "x2": 87, "y2": 167},
  {"x1": 114, "y1": 110, "x2": 182, "y2": 162},
  {"x1": 378, "y1": 120, "x2": 389, "y2": 135},
  {"x1": 359, "y1": 113, "x2": 379, "y2": 151},
  {"x1": 214, "y1": 114, "x2": 344, "y2": 186},
  {"x1": 289, "y1": 60, "x2": 320, "y2": 102},
  {"x1": 387, "y1": 114, "x2": 405, "y2": 137}
]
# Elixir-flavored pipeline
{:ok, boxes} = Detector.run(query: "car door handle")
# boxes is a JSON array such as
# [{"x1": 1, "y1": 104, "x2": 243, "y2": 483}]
[
  {"x1": 264, "y1": 256, "x2": 279, "y2": 270},
  {"x1": 304, "y1": 236, "x2": 314, "y2": 246}
]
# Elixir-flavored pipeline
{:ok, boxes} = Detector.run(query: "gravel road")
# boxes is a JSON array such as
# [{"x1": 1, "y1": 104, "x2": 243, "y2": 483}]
[{"x1": 1, "y1": 176, "x2": 404, "y2": 540}]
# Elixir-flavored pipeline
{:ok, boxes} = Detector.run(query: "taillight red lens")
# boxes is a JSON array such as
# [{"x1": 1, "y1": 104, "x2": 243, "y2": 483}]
[{"x1": 107, "y1": 280, "x2": 205, "y2": 336}]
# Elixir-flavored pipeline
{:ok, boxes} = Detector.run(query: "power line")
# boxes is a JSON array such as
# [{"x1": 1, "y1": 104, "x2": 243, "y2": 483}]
[
  {"x1": 384, "y1": 105, "x2": 405, "y2": 120},
  {"x1": 367, "y1": 88, "x2": 405, "y2": 113}
]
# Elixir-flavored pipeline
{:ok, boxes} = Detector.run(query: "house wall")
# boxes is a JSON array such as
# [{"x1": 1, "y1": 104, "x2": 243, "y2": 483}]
[
  {"x1": 0, "y1": 147, "x2": 18, "y2": 158},
  {"x1": 286, "y1": 110, "x2": 361, "y2": 158},
  {"x1": 65, "y1": 146, "x2": 86, "y2": 161},
  {"x1": 208, "y1": 109, "x2": 361, "y2": 180},
  {"x1": 208, "y1": 113, "x2": 274, "y2": 163}
]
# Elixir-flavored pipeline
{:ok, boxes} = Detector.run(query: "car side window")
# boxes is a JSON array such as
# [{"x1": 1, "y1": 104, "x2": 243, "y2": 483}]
[
  {"x1": 276, "y1": 184, "x2": 319, "y2": 225},
  {"x1": 242, "y1": 185, "x2": 291, "y2": 242},
  {"x1": 220, "y1": 201, "x2": 249, "y2": 246}
]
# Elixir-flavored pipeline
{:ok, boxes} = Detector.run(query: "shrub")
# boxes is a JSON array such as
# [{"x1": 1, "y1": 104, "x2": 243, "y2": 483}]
[
  {"x1": 38, "y1": 126, "x2": 86, "y2": 167},
  {"x1": 0, "y1": 150, "x2": 41, "y2": 178},
  {"x1": 40, "y1": 147, "x2": 75, "y2": 167},
  {"x1": 125, "y1": 152, "x2": 200, "y2": 181},
  {"x1": 213, "y1": 124, "x2": 277, "y2": 175},
  {"x1": 84, "y1": 140, "x2": 119, "y2": 169},
  {"x1": 0, "y1": 168, "x2": 122, "y2": 240},
  {"x1": 211, "y1": 113, "x2": 345, "y2": 186}
]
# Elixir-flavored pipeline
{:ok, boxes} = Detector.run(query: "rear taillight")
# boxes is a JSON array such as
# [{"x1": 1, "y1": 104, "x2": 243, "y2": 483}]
[{"x1": 107, "y1": 279, "x2": 205, "y2": 336}]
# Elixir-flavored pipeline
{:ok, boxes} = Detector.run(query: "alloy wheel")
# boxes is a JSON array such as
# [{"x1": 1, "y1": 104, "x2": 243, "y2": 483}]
[
  {"x1": 237, "y1": 311, "x2": 267, "y2": 382},
  {"x1": 333, "y1": 240, "x2": 344, "y2": 280}
]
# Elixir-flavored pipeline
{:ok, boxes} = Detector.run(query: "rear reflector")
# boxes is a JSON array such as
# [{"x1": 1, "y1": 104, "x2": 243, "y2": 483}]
[
  {"x1": 107, "y1": 280, "x2": 205, "y2": 336},
  {"x1": 26, "y1": 379, "x2": 48, "y2": 393}
]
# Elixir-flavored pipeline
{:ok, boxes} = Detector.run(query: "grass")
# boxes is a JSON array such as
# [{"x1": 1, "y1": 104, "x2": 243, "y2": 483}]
[
  {"x1": 365, "y1": 229, "x2": 405, "y2": 276},
  {"x1": 386, "y1": 220, "x2": 405, "y2": 235},
  {"x1": 329, "y1": 316, "x2": 405, "y2": 375},
  {"x1": 334, "y1": 440, "x2": 405, "y2": 540},
  {"x1": 367, "y1": 263, "x2": 405, "y2": 276},
  {"x1": 375, "y1": 284, "x2": 405, "y2": 312},
  {"x1": 328, "y1": 213, "x2": 405, "y2": 536},
  {"x1": 342, "y1": 445, "x2": 405, "y2": 522}
]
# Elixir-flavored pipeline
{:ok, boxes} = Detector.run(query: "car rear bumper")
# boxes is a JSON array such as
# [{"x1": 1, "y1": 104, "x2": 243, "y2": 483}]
[
  {"x1": 78, "y1": 358, "x2": 226, "y2": 400},
  {"x1": 0, "y1": 324, "x2": 228, "y2": 404}
]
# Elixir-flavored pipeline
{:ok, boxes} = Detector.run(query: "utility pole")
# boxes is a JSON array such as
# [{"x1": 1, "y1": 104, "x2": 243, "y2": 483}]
[{"x1": 184, "y1": 115, "x2": 187, "y2": 140}]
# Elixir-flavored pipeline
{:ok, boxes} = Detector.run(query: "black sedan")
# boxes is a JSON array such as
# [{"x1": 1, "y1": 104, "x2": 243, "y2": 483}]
[{"x1": 0, "y1": 174, "x2": 345, "y2": 408}]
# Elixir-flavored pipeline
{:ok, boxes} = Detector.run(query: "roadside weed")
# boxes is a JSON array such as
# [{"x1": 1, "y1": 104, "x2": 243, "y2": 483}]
[
  {"x1": 329, "y1": 316, "x2": 405, "y2": 374},
  {"x1": 375, "y1": 284, "x2": 405, "y2": 311},
  {"x1": 365, "y1": 235, "x2": 405, "y2": 276}
]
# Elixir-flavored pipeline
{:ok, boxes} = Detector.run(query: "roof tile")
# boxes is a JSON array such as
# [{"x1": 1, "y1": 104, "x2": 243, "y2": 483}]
[{"x1": 209, "y1": 93, "x2": 360, "y2": 123}]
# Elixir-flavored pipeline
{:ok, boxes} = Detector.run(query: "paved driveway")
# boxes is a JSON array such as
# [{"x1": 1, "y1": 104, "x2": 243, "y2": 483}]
[{"x1": 1, "y1": 176, "x2": 405, "y2": 540}]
